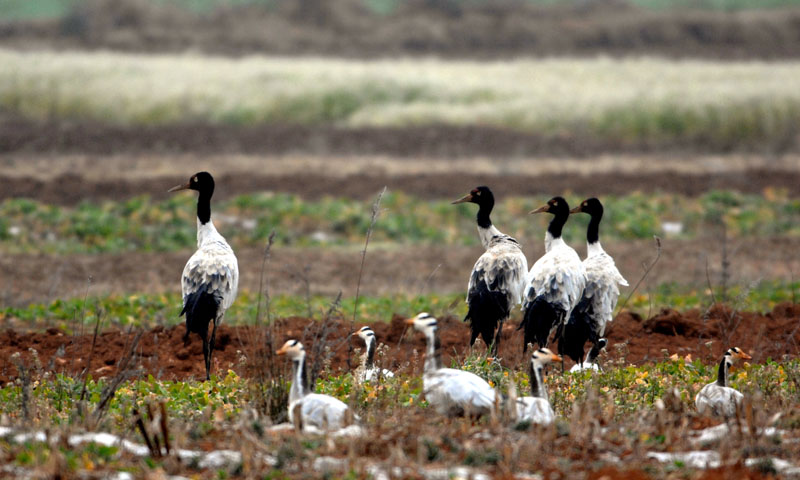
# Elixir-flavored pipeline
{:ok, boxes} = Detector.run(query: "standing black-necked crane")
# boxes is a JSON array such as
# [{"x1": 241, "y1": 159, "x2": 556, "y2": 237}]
[
  {"x1": 519, "y1": 197, "x2": 586, "y2": 365},
  {"x1": 569, "y1": 338, "x2": 607, "y2": 372},
  {"x1": 452, "y1": 186, "x2": 528, "y2": 356},
  {"x1": 169, "y1": 172, "x2": 239, "y2": 381},
  {"x1": 560, "y1": 198, "x2": 628, "y2": 366}
]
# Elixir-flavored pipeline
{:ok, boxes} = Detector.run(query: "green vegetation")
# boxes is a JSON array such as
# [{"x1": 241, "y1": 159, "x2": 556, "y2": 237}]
[
  {"x1": 0, "y1": 358, "x2": 796, "y2": 476},
  {"x1": 2, "y1": 50, "x2": 800, "y2": 147},
  {"x1": 0, "y1": 291, "x2": 466, "y2": 329},
  {"x1": 3, "y1": 280, "x2": 797, "y2": 329},
  {"x1": 1, "y1": 189, "x2": 798, "y2": 254}
]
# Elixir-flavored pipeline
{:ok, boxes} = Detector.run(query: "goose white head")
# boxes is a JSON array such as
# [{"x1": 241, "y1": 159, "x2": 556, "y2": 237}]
[
  {"x1": 405, "y1": 312, "x2": 438, "y2": 333},
  {"x1": 531, "y1": 347, "x2": 562, "y2": 367},
  {"x1": 354, "y1": 326, "x2": 376, "y2": 343},
  {"x1": 276, "y1": 339, "x2": 306, "y2": 360},
  {"x1": 724, "y1": 346, "x2": 751, "y2": 364}
]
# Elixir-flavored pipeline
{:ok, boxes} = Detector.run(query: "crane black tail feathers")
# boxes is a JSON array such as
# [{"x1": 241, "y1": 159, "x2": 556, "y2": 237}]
[
  {"x1": 519, "y1": 296, "x2": 563, "y2": 352},
  {"x1": 180, "y1": 284, "x2": 221, "y2": 341},
  {"x1": 464, "y1": 280, "x2": 510, "y2": 348},
  {"x1": 558, "y1": 297, "x2": 596, "y2": 364}
]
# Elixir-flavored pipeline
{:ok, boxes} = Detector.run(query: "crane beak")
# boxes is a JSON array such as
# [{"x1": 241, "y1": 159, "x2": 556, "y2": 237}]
[
  {"x1": 569, "y1": 206, "x2": 582, "y2": 214},
  {"x1": 168, "y1": 182, "x2": 191, "y2": 193},
  {"x1": 451, "y1": 193, "x2": 473, "y2": 205},
  {"x1": 404, "y1": 317, "x2": 416, "y2": 326},
  {"x1": 530, "y1": 205, "x2": 549, "y2": 214}
]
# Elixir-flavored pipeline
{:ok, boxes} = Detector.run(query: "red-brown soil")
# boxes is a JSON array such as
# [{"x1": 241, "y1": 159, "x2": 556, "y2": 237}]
[{"x1": 1, "y1": 303, "x2": 797, "y2": 384}]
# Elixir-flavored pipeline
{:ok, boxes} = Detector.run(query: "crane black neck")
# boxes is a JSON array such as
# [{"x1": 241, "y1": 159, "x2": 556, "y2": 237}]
[
  {"x1": 586, "y1": 211, "x2": 601, "y2": 245},
  {"x1": 197, "y1": 190, "x2": 213, "y2": 225},
  {"x1": 547, "y1": 210, "x2": 568, "y2": 239},
  {"x1": 476, "y1": 201, "x2": 493, "y2": 229}
]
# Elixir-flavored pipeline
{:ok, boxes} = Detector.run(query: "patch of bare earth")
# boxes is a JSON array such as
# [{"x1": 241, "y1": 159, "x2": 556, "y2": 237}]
[{"x1": 0, "y1": 303, "x2": 797, "y2": 383}]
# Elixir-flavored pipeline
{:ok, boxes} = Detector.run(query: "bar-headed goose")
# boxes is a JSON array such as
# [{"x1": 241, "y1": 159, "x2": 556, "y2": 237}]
[
  {"x1": 515, "y1": 347, "x2": 562, "y2": 425},
  {"x1": 695, "y1": 347, "x2": 751, "y2": 417},
  {"x1": 277, "y1": 340, "x2": 355, "y2": 430},
  {"x1": 353, "y1": 326, "x2": 394, "y2": 382},
  {"x1": 406, "y1": 312, "x2": 498, "y2": 417}
]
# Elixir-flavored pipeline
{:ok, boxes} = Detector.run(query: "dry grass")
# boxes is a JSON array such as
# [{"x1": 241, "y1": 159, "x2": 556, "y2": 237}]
[{"x1": 2, "y1": 49, "x2": 800, "y2": 146}]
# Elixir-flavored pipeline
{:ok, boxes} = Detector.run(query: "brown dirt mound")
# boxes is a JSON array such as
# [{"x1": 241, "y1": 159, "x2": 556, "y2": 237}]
[{"x1": 1, "y1": 303, "x2": 797, "y2": 384}]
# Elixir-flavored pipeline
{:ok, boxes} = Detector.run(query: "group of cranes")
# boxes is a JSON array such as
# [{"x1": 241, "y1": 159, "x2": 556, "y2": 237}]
[
  {"x1": 168, "y1": 172, "x2": 752, "y2": 430},
  {"x1": 456, "y1": 186, "x2": 627, "y2": 369}
]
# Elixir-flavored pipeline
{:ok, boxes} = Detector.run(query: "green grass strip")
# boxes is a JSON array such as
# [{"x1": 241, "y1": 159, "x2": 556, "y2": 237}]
[{"x1": 1, "y1": 190, "x2": 799, "y2": 254}]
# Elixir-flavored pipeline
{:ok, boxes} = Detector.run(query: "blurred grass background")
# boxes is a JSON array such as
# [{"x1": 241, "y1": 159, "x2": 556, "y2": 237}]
[
  {"x1": 5, "y1": 0, "x2": 800, "y2": 21},
  {"x1": 2, "y1": 50, "x2": 800, "y2": 149}
]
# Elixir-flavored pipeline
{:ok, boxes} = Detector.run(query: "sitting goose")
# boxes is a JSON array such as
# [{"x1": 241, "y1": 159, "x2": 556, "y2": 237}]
[
  {"x1": 353, "y1": 326, "x2": 394, "y2": 382},
  {"x1": 569, "y1": 338, "x2": 607, "y2": 373},
  {"x1": 406, "y1": 312, "x2": 498, "y2": 417},
  {"x1": 514, "y1": 348, "x2": 562, "y2": 425},
  {"x1": 276, "y1": 340, "x2": 354, "y2": 430},
  {"x1": 695, "y1": 347, "x2": 752, "y2": 417}
]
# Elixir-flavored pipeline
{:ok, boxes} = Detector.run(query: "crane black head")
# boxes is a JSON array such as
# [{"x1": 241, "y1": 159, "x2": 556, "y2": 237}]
[
  {"x1": 570, "y1": 197, "x2": 603, "y2": 218},
  {"x1": 452, "y1": 186, "x2": 495, "y2": 229},
  {"x1": 169, "y1": 172, "x2": 215, "y2": 196},
  {"x1": 570, "y1": 197, "x2": 604, "y2": 244},
  {"x1": 530, "y1": 196, "x2": 571, "y2": 238},
  {"x1": 169, "y1": 172, "x2": 216, "y2": 225}
]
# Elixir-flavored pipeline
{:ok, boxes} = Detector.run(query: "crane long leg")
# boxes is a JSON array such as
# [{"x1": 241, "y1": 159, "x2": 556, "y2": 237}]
[
  {"x1": 207, "y1": 320, "x2": 219, "y2": 381},
  {"x1": 492, "y1": 318, "x2": 504, "y2": 357},
  {"x1": 200, "y1": 330, "x2": 210, "y2": 381}
]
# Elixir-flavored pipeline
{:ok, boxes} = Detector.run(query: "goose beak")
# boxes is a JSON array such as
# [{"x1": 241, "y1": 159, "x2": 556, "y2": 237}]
[
  {"x1": 551, "y1": 354, "x2": 562, "y2": 362},
  {"x1": 739, "y1": 351, "x2": 752, "y2": 360},
  {"x1": 530, "y1": 205, "x2": 549, "y2": 214},
  {"x1": 276, "y1": 345, "x2": 289, "y2": 356},
  {"x1": 168, "y1": 182, "x2": 190, "y2": 193},
  {"x1": 404, "y1": 317, "x2": 416, "y2": 325},
  {"x1": 451, "y1": 193, "x2": 473, "y2": 205},
  {"x1": 569, "y1": 206, "x2": 582, "y2": 214},
  {"x1": 351, "y1": 330, "x2": 361, "y2": 336}
]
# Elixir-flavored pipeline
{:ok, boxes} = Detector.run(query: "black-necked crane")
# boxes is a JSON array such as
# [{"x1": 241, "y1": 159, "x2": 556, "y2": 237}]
[
  {"x1": 513, "y1": 347, "x2": 562, "y2": 425},
  {"x1": 695, "y1": 347, "x2": 751, "y2": 417},
  {"x1": 560, "y1": 198, "x2": 628, "y2": 366},
  {"x1": 276, "y1": 340, "x2": 355, "y2": 431},
  {"x1": 519, "y1": 196, "x2": 586, "y2": 364},
  {"x1": 569, "y1": 338, "x2": 607, "y2": 373},
  {"x1": 353, "y1": 326, "x2": 394, "y2": 382},
  {"x1": 169, "y1": 172, "x2": 239, "y2": 381},
  {"x1": 452, "y1": 186, "x2": 528, "y2": 356},
  {"x1": 406, "y1": 312, "x2": 498, "y2": 417}
]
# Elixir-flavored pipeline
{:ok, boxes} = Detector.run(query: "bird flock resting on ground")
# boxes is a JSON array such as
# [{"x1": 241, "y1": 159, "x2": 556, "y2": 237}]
[{"x1": 170, "y1": 173, "x2": 754, "y2": 430}]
